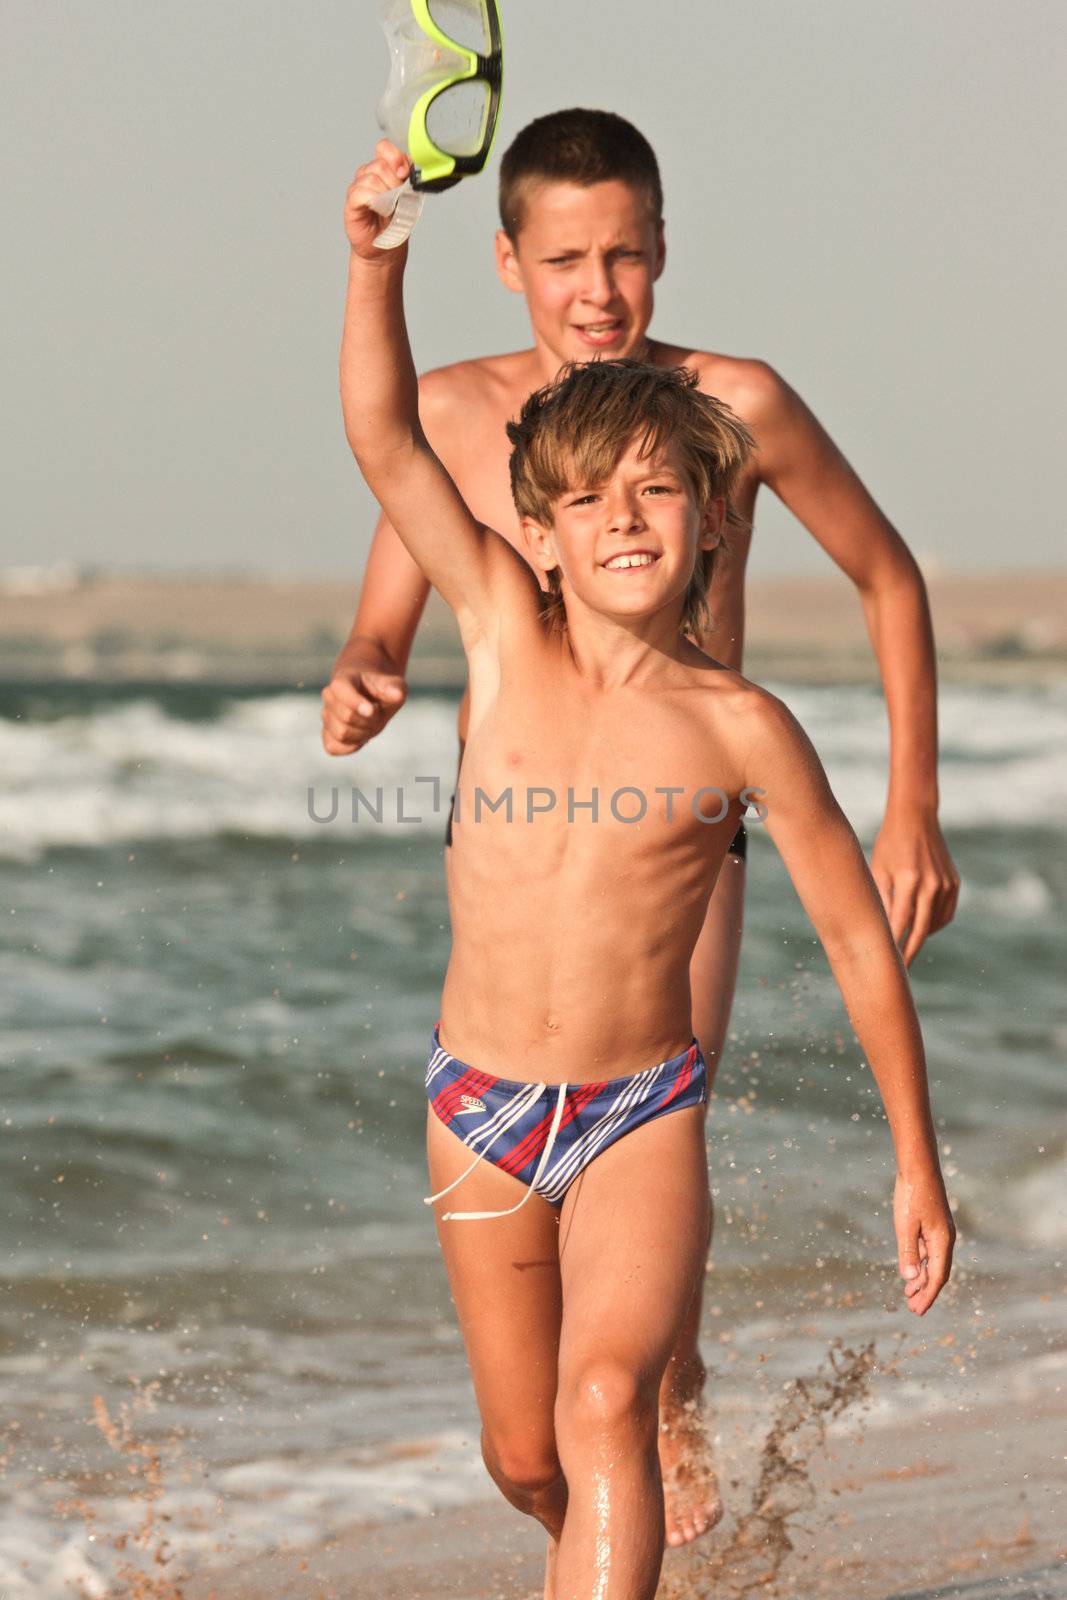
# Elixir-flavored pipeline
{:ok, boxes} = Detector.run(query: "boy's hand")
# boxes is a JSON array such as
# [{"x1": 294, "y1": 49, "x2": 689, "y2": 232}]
[
  {"x1": 894, "y1": 1166, "x2": 955, "y2": 1315},
  {"x1": 344, "y1": 140, "x2": 413, "y2": 259},
  {"x1": 321, "y1": 660, "x2": 407, "y2": 755},
  {"x1": 871, "y1": 811, "x2": 960, "y2": 966}
]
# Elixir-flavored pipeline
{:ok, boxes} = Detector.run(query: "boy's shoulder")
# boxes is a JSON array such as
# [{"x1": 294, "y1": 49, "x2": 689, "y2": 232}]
[
  {"x1": 652, "y1": 343, "x2": 792, "y2": 432},
  {"x1": 418, "y1": 348, "x2": 540, "y2": 417},
  {"x1": 709, "y1": 669, "x2": 828, "y2": 807},
  {"x1": 681, "y1": 652, "x2": 810, "y2": 767}
]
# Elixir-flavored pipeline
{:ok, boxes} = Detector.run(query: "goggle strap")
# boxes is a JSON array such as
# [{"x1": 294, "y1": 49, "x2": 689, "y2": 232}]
[{"x1": 370, "y1": 180, "x2": 427, "y2": 251}]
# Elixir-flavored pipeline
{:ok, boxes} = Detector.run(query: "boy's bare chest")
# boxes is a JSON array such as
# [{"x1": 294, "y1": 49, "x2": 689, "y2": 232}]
[{"x1": 462, "y1": 682, "x2": 740, "y2": 834}]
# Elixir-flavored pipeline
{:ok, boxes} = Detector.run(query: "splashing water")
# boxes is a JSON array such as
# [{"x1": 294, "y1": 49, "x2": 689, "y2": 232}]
[
  {"x1": 663, "y1": 1339, "x2": 889, "y2": 1600},
  {"x1": 56, "y1": 1383, "x2": 190, "y2": 1600}
]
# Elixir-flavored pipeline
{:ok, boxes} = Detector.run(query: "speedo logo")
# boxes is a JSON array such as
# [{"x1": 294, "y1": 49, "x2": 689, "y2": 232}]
[{"x1": 456, "y1": 1094, "x2": 487, "y2": 1115}]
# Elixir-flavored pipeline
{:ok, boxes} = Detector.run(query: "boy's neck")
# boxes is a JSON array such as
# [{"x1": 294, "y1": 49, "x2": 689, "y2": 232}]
[{"x1": 559, "y1": 598, "x2": 691, "y2": 689}]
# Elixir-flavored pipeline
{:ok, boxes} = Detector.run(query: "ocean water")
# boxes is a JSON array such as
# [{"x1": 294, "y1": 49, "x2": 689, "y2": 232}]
[{"x1": 0, "y1": 679, "x2": 1064, "y2": 1596}]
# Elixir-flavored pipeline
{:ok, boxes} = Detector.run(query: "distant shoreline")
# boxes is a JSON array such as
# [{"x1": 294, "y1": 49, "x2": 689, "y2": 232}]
[{"x1": 2, "y1": 568, "x2": 1065, "y2": 687}]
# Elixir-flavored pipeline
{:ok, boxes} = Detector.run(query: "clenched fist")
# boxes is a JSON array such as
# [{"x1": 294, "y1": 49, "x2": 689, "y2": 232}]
[
  {"x1": 344, "y1": 140, "x2": 412, "y2": 259},
  {"x1": 321, "y1": 654, "x2": 407, "y2": 755}
]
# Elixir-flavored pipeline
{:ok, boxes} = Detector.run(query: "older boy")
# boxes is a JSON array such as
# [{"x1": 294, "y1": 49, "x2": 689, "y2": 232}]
[
  {"x1": 325, "y1": 108, "x2": 959, "y2": 1545},
  {"x1": 341, "y1": 140, "x2": 954, "y2": 1600}
]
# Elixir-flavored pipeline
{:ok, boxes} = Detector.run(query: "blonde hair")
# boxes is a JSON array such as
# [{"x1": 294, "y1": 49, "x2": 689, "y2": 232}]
[{"x1": 507, "y1": 360, "x2": 753, "y2": 636}]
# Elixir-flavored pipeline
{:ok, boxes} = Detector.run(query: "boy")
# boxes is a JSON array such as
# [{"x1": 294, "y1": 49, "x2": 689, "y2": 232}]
[
  {"x1": 325, "y1": 108, "x2": 959, "y2": 1544},
  {"x1": 341, "y1": 140, "x2": 954, "y2": 1600}
]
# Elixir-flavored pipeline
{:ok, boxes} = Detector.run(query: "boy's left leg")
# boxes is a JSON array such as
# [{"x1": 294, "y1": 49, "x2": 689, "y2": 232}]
[
  {"x1": 656, "y1": 847, "x2": 746, "y2": 1542},
  {"x1": 552, "y1": 1102, "x2": 710, "y2": 1600}
]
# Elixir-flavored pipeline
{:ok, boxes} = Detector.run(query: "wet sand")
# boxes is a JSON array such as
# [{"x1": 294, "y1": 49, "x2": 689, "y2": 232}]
[{"x1": 181, "y1": 1389, "x2": 1066, "y2": 1600}]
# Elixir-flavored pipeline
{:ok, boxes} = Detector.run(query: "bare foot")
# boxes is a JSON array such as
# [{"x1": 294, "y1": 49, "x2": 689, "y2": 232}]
[
  {"x1": 543, "y1": 1533, "x2": 559, "y2": 1600},
  {"x1": 658, "y1": 1356, "x2": 724, "y2": 1547}
]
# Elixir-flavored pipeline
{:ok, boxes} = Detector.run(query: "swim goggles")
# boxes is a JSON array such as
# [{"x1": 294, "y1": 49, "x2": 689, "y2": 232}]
[{"x1": 370, "y1": 0, "x2": 504, "y2": 249}]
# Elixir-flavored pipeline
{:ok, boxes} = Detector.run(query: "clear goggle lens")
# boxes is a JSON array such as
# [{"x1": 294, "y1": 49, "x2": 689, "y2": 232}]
[
  {"x1": 424, "y1": 75, "x2": 492, "y2": 159},
  {"x1": 424, "y1": 0, "x2": 492, "y2": 52},
  {"x1": 377, "y1": 0, "x2": 498, "y2": 167}
]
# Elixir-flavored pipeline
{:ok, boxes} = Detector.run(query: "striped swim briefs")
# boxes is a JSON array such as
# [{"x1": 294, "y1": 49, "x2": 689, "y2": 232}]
[{"x1": 424, "y1": 1024, "x2": 707, "y2": 1222}]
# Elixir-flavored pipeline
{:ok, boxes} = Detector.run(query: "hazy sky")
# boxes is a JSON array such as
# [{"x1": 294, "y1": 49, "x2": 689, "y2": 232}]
[{"x1": 3, "y1": 0, "x2": 1064, "y2": 578}]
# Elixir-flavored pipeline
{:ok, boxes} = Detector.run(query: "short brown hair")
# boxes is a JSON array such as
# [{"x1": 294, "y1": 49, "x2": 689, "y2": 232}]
[
  {"x1": 507, "y1": 361, "x2": 753, "y2": 637},
  {"x1": 499, "y1": 108, "x2": 663, "y2": 238}
]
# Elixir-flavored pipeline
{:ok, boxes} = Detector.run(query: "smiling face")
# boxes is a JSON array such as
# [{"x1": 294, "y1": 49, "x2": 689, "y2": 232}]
[
  {"x1": 495, "y1": 179, "x2": 665, "y2": 366},
  {"x1": 522, "y1": 435, "x2": 724, "y2": 629}
]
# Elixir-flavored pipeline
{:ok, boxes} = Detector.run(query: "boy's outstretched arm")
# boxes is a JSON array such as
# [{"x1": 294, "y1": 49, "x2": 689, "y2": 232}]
[
  {"x1": 746, "y1": 692, "x2": 955, "y2": 1315},
  {"x1": 734, "y1": 363, "x2": 959, "y2": 964},
  {"x1": 340, "y1": 142, "x2": 538, "y2": 646}
]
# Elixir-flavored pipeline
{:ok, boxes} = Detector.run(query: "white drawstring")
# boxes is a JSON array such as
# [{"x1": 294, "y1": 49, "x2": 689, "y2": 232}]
[
  {"x1": 425, "y1": 1082, "x2": 569, "y2": 1223},
  {"x1": 423, "y1": 1081, "x2": 544, "y2": 1207}
]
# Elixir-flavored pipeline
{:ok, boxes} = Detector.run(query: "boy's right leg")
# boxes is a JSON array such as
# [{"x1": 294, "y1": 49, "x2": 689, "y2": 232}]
[{"x1": 426, "y1": 1108, "x2": 568, "y2": 1560}]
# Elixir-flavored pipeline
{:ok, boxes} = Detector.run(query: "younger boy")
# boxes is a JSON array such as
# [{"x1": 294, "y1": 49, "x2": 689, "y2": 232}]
[{"x1": 342, "y1": 141, "x2": 954, "y2": 1600}]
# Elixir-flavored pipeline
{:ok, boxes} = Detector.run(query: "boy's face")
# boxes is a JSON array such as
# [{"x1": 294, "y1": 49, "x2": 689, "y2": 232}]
[
  {"x1": 522, "y1": 436, "x2": 723, "y2": 625},
  {"x1": 495, "y1": 180, "x2": 665, "y2": 365}
]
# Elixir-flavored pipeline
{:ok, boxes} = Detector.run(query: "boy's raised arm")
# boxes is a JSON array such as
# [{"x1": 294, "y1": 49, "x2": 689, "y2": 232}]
[
  {"x1": 745, "y1": 692, "x2": 955, "y2": 1315},
  {"x1": 341, "y1": 142, "x2": 537, "y2": 644}
]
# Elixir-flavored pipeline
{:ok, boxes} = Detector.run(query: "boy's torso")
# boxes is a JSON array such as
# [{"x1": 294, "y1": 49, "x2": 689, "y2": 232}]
[{"x1": 440, "y1": 626, "x2": 763, "y2": 1083}]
